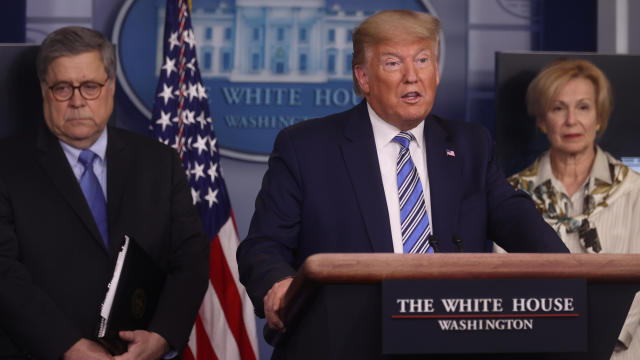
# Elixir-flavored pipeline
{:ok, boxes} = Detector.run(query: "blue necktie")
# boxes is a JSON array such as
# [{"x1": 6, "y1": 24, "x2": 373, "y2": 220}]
[
  {"x1": 78, "y1": 149, "x2": 109, "y2": 248},
  {"x1": 393, "y1": 132, "x2": 433, "y2": 254}
]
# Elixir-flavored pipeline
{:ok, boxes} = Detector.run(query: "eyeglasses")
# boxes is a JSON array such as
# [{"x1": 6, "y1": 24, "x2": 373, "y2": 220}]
[{"x1": 47, "y1": 78, "x2": 109, "y2": 101}]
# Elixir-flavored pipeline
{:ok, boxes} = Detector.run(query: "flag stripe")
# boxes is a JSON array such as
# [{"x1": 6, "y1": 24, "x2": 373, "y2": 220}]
[
  {"x1": 198, "y1": 283, "x2": 238, "y2": 359},
  {"x1": 217, "y1": 215, "x2": 259, "y2": 353},
  {"x1": 184, "y1": 344, "x2": 195, "y2": 360},
  {"x1": 217, "y1": 215, "x2": 243, "y2": 289},
  {"x1": 186, "y1": 325, "x2": 197, "y2": 359},
  {"x1": 210, "y1": 232, "x2": 257, "y2": 360},
  {"x1": 196, "y1": 316, "x2": 219, "y2": 360}
]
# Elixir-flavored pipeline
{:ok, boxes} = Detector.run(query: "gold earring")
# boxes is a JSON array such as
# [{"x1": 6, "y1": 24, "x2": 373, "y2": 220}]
[{"x1": 596, "y1": 124, "x2": 601, "y2": 132}]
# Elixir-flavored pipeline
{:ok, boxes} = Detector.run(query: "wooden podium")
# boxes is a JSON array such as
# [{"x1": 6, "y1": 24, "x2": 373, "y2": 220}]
[{"x1": 268, "y1": 253, "x2": 640, "y2": 359}]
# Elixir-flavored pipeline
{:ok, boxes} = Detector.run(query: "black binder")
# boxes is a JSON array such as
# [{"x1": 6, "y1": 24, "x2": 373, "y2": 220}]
[{"x1": 96, "y1": 235, "x2": 165, "y2": 354}]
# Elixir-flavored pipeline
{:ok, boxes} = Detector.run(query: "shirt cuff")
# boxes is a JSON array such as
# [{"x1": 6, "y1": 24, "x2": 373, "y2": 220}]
[{"x1": 163, "y1": 350, "x2": 178, "y2": 359}]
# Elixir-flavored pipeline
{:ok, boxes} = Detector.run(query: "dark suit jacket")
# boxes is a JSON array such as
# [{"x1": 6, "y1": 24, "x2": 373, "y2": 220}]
[
  {"x1": 0, "y1": 126, "x2": 209, "y2": 359},
  {"x1": 237, "y1": 101, "x2": 568, "y2": 359}
]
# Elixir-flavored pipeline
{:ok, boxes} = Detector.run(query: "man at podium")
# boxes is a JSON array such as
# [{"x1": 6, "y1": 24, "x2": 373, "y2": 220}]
[{"x1": 237, "y1": 10, "x2": 568, "y2": 359}]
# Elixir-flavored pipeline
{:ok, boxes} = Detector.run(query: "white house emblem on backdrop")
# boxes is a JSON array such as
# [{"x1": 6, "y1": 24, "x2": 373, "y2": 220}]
[
  {"x1": 114, "y1": 0, "x2": 442, "y2": 162},
  {"x1": 180, "y1": 0, "x2": 361, "y2": 84}
]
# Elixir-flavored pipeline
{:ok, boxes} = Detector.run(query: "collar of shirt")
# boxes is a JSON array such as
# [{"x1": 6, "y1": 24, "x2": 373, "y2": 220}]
[
  {"x1": 535, "y1": 146, "x2": 611, "y2": 215},
  {"x1": 59, "y1": 129, "x2": 108, "y2": 198},
  {"x1": 590, "y1": 146, "x2": 614, "y2": 185},
  {"x1": 535, "y1": 146, "x2": 611, "y2": 194},
  {"x1": 367, "y1": 102, "x2": 431, "y2": 253},
  {"x1": 368, "y1": 103, "x2": 425, "y2": 151}
]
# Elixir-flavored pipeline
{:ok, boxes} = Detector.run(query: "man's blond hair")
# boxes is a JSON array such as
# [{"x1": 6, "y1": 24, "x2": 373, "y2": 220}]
[{"x1": 351, "y1": 10, "x2": 441, "y2": 95}]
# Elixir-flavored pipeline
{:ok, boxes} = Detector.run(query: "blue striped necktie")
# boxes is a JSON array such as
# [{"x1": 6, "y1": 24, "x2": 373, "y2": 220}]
[
  {"x1": 78, "y1": 149, "x2": 109, "y2": 249},
  {"x1": 393, "y1": 132, "x2": 433, "y2": 254}
]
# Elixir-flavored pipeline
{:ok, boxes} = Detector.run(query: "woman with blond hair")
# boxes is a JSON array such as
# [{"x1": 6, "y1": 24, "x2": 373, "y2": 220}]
[{"x1": 509, "y1": 58, "x2": 640, "y2": 359}]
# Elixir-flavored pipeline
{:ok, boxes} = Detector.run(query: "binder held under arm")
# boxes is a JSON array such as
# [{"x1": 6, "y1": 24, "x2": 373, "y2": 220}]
[{"x1": 97, "y1": 235, "x2": 165, "y2": 355}]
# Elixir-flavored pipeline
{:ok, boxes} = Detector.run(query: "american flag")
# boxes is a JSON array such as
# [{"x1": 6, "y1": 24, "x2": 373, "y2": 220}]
[{"x1": 150, "y1": 0, "x2": 258, "y2": 359}]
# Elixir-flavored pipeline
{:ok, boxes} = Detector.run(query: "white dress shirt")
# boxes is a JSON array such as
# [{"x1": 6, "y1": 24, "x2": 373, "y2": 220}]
[{"x1": 367, "y1": 103, "x2": 433, "y2": 254}]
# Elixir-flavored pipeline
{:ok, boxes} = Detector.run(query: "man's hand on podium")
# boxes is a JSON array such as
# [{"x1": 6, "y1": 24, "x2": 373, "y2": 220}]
[{"x1": 264, "y1": 277, "x2": 294, "y2": 331}]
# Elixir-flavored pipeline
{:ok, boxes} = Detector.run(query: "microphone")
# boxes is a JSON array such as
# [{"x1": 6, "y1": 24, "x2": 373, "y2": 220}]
[
  {"x1": 427, "y1": 234, "x2": 439, "y2": 253},
  {"x1": 452, "y1": 234, "x2": 463, "y2": 252}
]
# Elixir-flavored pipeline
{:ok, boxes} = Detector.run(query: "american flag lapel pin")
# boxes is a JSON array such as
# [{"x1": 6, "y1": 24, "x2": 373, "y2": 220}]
[{"x1": 446, "y1": 149, "x2": 456, "y2": 157}]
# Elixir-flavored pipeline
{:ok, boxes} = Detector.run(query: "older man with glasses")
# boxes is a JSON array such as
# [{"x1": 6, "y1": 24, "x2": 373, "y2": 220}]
[{"x1": 0, "y1": 26, "x2": 209, "y2": 360}]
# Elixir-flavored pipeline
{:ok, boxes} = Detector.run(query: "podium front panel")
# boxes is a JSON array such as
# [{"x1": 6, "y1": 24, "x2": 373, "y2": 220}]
[{"x1": 382, "y1": 279, "x2": 587, "y2": 354}]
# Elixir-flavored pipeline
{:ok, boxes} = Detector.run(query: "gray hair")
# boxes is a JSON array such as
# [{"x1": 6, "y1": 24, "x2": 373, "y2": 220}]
[{"x1": 36, "y1": 26, "x2": 116, "y2": 82}]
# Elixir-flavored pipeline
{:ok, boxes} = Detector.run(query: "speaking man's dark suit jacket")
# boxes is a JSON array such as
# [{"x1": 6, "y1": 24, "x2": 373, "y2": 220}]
[
  {"x1": 237, "y1": 101, "x2": 568, "y2": 359},
  {"x1": 0, "y1": 125, "x2": 209, "y2": 359}
]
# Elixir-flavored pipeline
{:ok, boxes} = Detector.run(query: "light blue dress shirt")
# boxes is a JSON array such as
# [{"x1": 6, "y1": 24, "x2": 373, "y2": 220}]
[{"x1": 59, "y1": 129, "x2": 108, "y2": 199}]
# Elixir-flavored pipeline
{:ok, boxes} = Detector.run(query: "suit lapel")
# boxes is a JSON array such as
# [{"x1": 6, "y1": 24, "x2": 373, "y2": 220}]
[
  {"x1": 425, "y1": 116, "x2": 462, "y2": 251},
  {"x1": 340, "y1": 102, "x2": 393, "y2": 253},
  {"x1": 36, "y1": 127, "x2": 106, "y2": 251},
  {"x1": 105, "y1": 127, "x2": 132, "y2": 255}
]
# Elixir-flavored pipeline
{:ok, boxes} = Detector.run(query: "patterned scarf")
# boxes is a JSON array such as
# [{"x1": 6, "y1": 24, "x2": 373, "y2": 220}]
[{"x1": 509, "y1": 151, "x2": 629, "y2": 253}]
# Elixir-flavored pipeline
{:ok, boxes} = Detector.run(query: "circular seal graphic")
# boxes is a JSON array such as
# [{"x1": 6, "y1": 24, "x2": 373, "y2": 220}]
[
  {"x1": 497, "y1": 0, "x2": 539, "y2": 20},
  {"x1": 113, "y1": 0, "x2": 445, "y2": 162}
]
